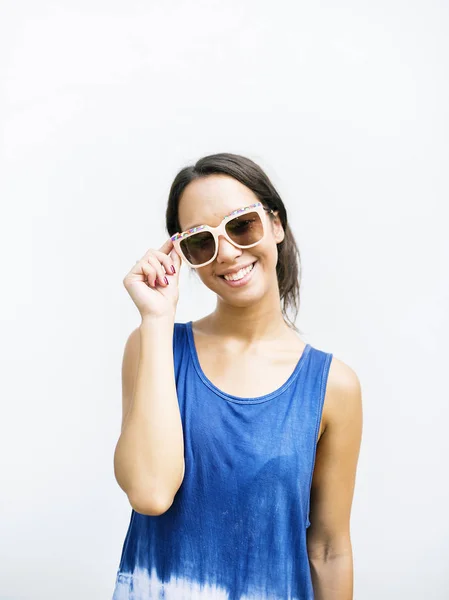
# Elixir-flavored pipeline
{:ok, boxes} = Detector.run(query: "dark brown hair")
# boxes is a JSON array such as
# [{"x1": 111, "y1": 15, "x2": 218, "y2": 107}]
[{"x1": 165, "y1": 153, "x2": 302, "y2": 332}]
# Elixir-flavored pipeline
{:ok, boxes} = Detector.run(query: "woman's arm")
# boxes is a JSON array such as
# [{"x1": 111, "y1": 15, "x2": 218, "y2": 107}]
[
  {"x1": 306, "y1": 357, "x2": 363, "y2": 600},
  {"x1": 113, "y1": 317, "x2": 185, "y2": 516}
]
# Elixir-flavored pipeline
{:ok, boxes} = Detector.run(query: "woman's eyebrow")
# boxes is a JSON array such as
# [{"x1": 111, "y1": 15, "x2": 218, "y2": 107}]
[
  {"x1": 181, "y1": 214, "x2": 218, "y2": 231},
  {"x1": 182, "y1": 220, "x2": 204, "y2": 231},
  {"x1": 182, "y1": 205, "x2": 248, "y2": 232}
]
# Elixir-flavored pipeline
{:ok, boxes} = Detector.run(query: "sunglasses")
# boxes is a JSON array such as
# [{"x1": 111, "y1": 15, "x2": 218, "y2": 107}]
[{"x1": 170, "y1": 202, "x2": 274, "y2": 268}]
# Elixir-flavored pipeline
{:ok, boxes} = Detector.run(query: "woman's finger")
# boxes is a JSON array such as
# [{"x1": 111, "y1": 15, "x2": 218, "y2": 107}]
[
  {"x1": 151, "y1": 249, "x2": 180, "y2": 278},
  {"x1": 138, "y1": 259, "x2": 158, "y2": 288},
  {"x1": 146, "y1": 253, "x2": 169, "y2": 286},
  {"x1": 158, "y1": 237, "x2": 175, "y2": 255}
]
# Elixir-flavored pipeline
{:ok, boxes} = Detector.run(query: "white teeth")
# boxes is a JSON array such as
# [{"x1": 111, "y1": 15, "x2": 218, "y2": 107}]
[{"x1": 223, "y1": 263, "x2": 254, "y2": 281}]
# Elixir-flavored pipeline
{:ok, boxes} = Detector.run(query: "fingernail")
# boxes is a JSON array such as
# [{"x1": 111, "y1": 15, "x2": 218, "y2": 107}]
[
  {"x1": 154, "y1": 279, "x2": 157, "y2": 287},
  {"x1": 170, "y1": 265, "x2": 176, "y2": 274},
  {"x1": 164, "y1": 277, "x2": 169, "y2": 285}
]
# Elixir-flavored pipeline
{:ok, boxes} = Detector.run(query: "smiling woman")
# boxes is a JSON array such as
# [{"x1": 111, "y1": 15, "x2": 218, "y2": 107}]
[{"x1": 112, "y1": 153, "x2": 363, "y2": 600}]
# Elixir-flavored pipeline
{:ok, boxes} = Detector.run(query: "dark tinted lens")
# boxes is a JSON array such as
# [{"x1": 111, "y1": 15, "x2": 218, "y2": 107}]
[
  {"x1": 225, "y1": 212, "x2": 264, "y2": 246},
  {"x1": 180, "y1": 231, "x2": 216, "y2": 265}
]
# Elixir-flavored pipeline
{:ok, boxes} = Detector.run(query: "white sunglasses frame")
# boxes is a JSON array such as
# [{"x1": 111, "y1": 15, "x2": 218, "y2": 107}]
[{"x1": 170, "y1": 202, "x2": 275, "y2": 268}]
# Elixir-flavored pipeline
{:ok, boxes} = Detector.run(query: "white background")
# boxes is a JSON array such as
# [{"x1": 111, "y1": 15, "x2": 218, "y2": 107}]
[{"x1": 1, "y1": 1, "x2": 448, "y2": 599}]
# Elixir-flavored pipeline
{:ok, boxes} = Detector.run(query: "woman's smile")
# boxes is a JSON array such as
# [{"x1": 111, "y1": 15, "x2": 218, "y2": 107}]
[{"x1": 218, "y1": 260, "x2": 257, "y2": 287}]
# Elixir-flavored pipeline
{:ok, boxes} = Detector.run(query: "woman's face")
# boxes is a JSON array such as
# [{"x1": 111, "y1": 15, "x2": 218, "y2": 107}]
[{"x1": 177, "y1": 174, "x2": 285, "y2": 307}]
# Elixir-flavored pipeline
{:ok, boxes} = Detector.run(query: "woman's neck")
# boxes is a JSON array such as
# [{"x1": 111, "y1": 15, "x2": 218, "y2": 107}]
[{"x1": 200, "y1": 302, "x2": 294, "y2": 346}]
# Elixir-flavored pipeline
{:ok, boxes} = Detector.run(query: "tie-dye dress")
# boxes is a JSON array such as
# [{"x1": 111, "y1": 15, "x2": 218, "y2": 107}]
[{"x1": 112, "y1": 321, "x2": 333, "y2": 600}]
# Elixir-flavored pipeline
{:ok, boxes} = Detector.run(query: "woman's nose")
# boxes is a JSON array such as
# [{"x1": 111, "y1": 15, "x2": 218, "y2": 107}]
[{"x1": 215, "y1": 234, "x2": 242, "y2": 263}]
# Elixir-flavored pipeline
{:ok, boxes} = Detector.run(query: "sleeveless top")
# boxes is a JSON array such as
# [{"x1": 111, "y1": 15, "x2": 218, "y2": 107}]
[{"x1": 112, "y1": 321, "x2": 333, "y2": 600}]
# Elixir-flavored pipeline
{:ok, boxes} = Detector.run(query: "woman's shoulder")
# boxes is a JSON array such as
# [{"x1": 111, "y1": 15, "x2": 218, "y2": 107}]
[
  {"x1": 322, "y1": 354, "x2": 363, "y2": 433},
  {"x1": 173, "y1": 320, "x2": 191, "y2": 350},
  {"x1": 173, "y1": 320, "x2": 190, "y2": 336},
  {"x1": 327, "y1": 355, "x2": 361, "y2": 397}
]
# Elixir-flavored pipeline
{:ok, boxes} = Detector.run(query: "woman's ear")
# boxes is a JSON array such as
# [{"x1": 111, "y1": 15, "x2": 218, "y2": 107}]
[{"x1": 271, "y1": 211, "x2": 285, "y2": 244}]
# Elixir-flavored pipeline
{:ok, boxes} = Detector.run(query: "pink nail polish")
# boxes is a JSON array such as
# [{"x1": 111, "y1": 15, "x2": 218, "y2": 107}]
[
  {"x1": 171, "y1": 265, "x2": 176, "y2": 274},
  {"x1": 154, "y1": 279, "x2": 157, "y2": 287},
  {"x1": 164, "y1": 277, "x2": 169, "y2": 285}
]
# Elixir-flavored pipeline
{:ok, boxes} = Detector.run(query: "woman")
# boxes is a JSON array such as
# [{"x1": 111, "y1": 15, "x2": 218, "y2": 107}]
[{"x1": 112, "y1": 153, "x2": 363, "y2": 600}]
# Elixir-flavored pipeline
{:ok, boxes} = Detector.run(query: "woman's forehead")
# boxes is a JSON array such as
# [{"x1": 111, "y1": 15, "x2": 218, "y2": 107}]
[{"x1": 178, "y1": 175, "x2": 258, "y2": 230}]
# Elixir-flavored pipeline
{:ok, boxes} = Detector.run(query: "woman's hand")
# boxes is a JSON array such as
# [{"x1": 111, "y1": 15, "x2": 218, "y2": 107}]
[{"x1": 123, "y1": 238, "x2": 182, "y2": 320}]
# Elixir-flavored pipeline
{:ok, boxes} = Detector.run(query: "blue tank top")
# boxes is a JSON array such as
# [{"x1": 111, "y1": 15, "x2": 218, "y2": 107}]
[{"x1": 112, "y1": 321, "x2": 333, "y2": 600}]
